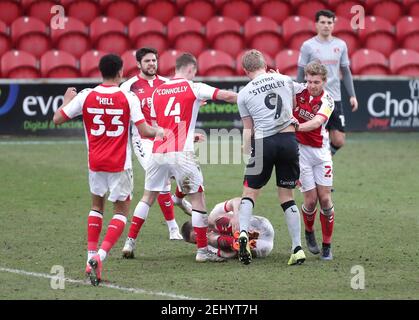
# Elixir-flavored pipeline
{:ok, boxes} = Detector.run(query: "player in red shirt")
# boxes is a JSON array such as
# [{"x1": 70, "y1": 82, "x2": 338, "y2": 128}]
[
  {"x1": 293, "y1": 61, "x2": 335, "y2": 260},
  {"x1": 53, "y1": 54, "x2": 164, "y2": 285},
  {"x1": 120, "y1": 48, "x2": 191, "y2": 255},
  {"x1": 132, "y1": 53, "x2": 237, "y2": 262}
]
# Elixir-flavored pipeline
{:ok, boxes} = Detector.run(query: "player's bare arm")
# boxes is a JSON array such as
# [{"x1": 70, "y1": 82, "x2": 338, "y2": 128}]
[
  {"x1": 136, "y1": 122, "x2": 164, "y2": 138},
  {"x1": 53, "y1": 87, "x2": 77, "y2": 125},
  {"x1": 241, "y1": 116, "x2": 254, "y2": 156},
  {"x1": 297, "y1": 114, "x2": 327, "y2": 132},
  {"x1": 215, "y1": 89, "x2": 238, "y2": 103}
]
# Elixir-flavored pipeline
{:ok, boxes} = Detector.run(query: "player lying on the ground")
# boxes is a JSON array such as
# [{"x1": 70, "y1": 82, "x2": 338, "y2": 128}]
[{"x1": 181, "y1": 197, "x2": 274, "y2": 259}]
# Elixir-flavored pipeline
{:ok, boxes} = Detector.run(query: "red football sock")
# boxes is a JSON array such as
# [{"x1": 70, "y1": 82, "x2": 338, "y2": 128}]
[
  {"x1": 127, "y1": 216, "x2": 145, "y2": 239},
  {"x1": 158, "y1": 192, "x2": 175, "y2": 221},
  {"x1": 101, "y1": 214, "x2": 126, "y2": 253},
  {"x1": 87, "y1": 210, "x2": 103, "y2": 251},
  {"x1": 175, "y1": 187, "x2": 185, "y2": 199},
  {"x1": 193, "y1": 227, "x2": 208, "y2": 249},
  {"x1": 302, "y1": 206, "x2": 317, "y2": 232},
  {"x1": 320, "y1": 209, "x2": 335, "y2": 245}
]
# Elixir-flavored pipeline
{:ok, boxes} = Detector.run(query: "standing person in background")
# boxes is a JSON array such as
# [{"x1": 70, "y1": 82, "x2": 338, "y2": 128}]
[
  {"x1": 293, "y1": 62, "x2": 336, "y2": 260},
  {"x1": 297, "y1": 9, "x2": 358, "y2": 156},
  {"x1": 237, "y1": 49, "x2": 305, "y2": 266},
  {"x1": 120, "y1": 48, "x2": 193, "y2": 259},
  {"x1": 129, "y1": 53, "x2": 237, "y2": 262},
  {"x1": 52, "y1": 54, "x2": 164, "y2": 285}
]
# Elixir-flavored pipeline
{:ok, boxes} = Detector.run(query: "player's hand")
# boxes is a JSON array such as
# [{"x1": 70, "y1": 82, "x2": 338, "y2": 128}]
[
  {"x1": 350, "y1": 96, "x2": 358, "y2": 112},
  {"x1": 268, "y1": 68, "x2": 280, "y2": 74},
  {"x1": 193, "y1": 133, "x2": 206, "y2": 143},
  {"x1": 63, "y1": 87, "x2": 77, "y2": 105},
  {"x1": 155, "y1": 127, "x2": 165, "y2": 139},
  {"x1": 291, "y1": 116, "x2": 300, "y2": 131}
]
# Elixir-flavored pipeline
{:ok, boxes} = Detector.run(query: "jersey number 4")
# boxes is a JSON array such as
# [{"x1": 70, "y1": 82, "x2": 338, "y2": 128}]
[
  {"x1": 164, "y1": 96, "x2": 181, "y2": 123},
  {"x1": 87, "y1": 108, "x2": 124, "y2": 137}
]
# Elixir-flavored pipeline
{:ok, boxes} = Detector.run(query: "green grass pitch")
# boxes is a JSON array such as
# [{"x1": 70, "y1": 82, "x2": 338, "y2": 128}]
[{"x1": 0, "y1": 132, "x2": 418, "y2": 299}]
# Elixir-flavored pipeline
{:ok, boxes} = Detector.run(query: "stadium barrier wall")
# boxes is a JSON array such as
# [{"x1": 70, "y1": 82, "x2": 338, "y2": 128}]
[{"x1": 0, "y1": 77, "x2": 418, "y2": 136}]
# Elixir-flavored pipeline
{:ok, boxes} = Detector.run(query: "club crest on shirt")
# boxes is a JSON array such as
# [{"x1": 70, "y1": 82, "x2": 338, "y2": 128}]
[{"x1": 312, "y1": 102, "x2": 321, "y2": 114}]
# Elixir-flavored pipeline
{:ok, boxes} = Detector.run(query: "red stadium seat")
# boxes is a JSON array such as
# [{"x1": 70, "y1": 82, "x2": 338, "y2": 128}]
[
  {"x1": 121, "y1": 50, "x2": 139, "y2": 78},
  {"x1": 159, "y1": 49, "x2": 183, "y2": 76},
  {"x1": 244, "y1": 16, "x2": 283, "y2": 57},
  {"x1": 23, "y1": 0, "x2": 60, "y2": 25},
  {"x1": 236, "y1": 50, "x2": 275, "y2": 76},
  {"x1": 275, "y1": 49, "x2": 300, "y2": 77},
  {"x1": 294, "y1": 0, "x2": 328, "y2": 20},
  {"x1": 405, "y1": 0, "x2": 419, "y2": 18},
  {"x1": 329, "y1": 0, "x2": 364, "y2": 20},
  {"x1": 129, "y1": 17, "x2": 168, "y2": 54},
  {"x1": 90, "y1": 17, "x2": 130, "y2": 55},
  {"x1": 101, "y1": 0, "x2": 139, "y2": 25},
  {"x1": 0, "y1": 0, "x2": 22, "y2": 25},
  {"x1": 389, "y1": 49, "x2": 419, "y2": 76},
  {"x1": 367, "y1": 0, "x2": 404, "y2": 24},
  {"x1": 167, "y1": 17, "x2": 206, "y2": 57},
  {"x1": 50, "y1": 17, "x2": 90, "y2": 59},
  {"x1": 358, "y1": 16, "x2": 396, "y2": 57},
  {"x1": 62, "y1": 0, "x2": 101, "y2": 25},
  {"x1": 40, "y1": 50, "x2": 80, "y2": 78},
  {"x1": 144, "y1": 0, "x2": 177, "y2": 24},
  {"x1": 11, "y1": 17, "x2": 51, "y2": 58},
  {"x1": 396, "y1": 16, "x2": 419, "y2": 53},
  {"x1": 351, "y1": 49, "x2": 389, "y2": 75},
  {"x1": 182, "y1": 0, "x2": 216, "y2": 24},
  {"x1": 282, "y1": 16, "x2": 316, "y2": 50},
  {"x1": 256, "y1": 0, "x2": 292, "y2": 24},
  {"x1": 1, "y1": 50, "x2": 40, "y2": 78},
  {"x1": 0, "y1": 21, "x2": 11, "y2": 57},
  {"x1": 206, "y1": 16, "x2": 244, "y2": 58},
  {"x1": 334, "y1": 16, "x2": 360, "y2": 55},
  {"x1": 80, "y1": 50, "x2": 107, "y2": 77},
  {"x1": 220, "y1": 0, "x2": 253, "y2": 25},
  {"x1": 198, "y1": 50, "x2": 235, "y2": 76}
]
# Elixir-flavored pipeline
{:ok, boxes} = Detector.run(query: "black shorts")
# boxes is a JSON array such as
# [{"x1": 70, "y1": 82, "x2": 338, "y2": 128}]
[
  {"x1": 243, "y1": 132, "x2": 300, "y2": 190},
  {"x1": 326, "y1": 101, "x2": 345, "y2": 132}
]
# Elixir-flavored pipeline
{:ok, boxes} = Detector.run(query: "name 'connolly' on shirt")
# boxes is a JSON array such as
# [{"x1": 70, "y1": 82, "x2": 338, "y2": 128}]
[
  {"x1": 248, "y1": 80, "x2": 285, "y2": 96},
  {"x1": 155, "y1": 86, "x2": 188, "y2": 95}
]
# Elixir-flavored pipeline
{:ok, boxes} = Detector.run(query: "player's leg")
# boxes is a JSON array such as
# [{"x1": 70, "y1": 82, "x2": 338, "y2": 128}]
[
  {"x1": 238, "y1": 186, "x2": 261, "y2": 265},
  {"x1": 86, "y1": 194, "x2": 105, "y2": 276},
  {"x1": 302, "y1": 189, "x2": 320, "y2": 255},
  {"x1": 327, "y1": 101, "x2": 346, "y2": 156},
  {"x1": 158, "y1": 190, "x2": 183, "y2": 240},
  {"x1": 122, "y1": 154, "x2": 168, "y2": 258},
  {"x1": 172, "y1": 185, "x2": 192, "y2": 216},
  {"x1": 314, "y1": 157, "x2": 334, "y2": 260},
  {"x1": 85, "y1": 171, "x2": 108, "y2": 277},
  {"x1": 174, "y1": 152, "x2": 225, "y2": 262},
  {"x1": 88, "y1": 169, "x2": 133, "y2": 285},
  {"x1": 275, "y1": 132, "x2": 305, "y2": 265}
]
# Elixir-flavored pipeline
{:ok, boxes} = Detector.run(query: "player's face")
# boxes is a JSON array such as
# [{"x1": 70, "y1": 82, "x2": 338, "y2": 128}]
[
  {"x1": 306, "y1": 74, "x2": 325, "y2": 97},
  {"x1": 316, "y1": 16, "x2": 334, "y2": 37},
  {"x1": 139, "y1": 53, "x2": 158, "y2": 77}
]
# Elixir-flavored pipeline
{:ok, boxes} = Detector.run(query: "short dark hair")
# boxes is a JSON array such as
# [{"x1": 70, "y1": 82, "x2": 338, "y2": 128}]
[
  {"x1": 175, "y1": 53, "x2": 197, "y2": 71},
  {"x1": 181, "y1": 220, "x2": 194, "y2": 243},
  {"x1": 315, "y1": 9, "x2": 335, "y2": 22},
  {"x1": 135, "y1": 47, "x2": 158, "y2": 63},
  {"x1": 99, "y1": 54, "x2": 123, "y2": 79}
]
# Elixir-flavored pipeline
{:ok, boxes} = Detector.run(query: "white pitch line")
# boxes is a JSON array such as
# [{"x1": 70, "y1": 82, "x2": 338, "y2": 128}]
[
  {"x1": 0, "y1": 266, "x2": 206, "y2": 300},
  {"x1": 0, "y1": 140, "x2": 83, "y2": 145}
]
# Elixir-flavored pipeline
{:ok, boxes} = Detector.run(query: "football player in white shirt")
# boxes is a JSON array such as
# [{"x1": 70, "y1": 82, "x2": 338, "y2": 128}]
[
  {"x1": 181, "y1": 198, "x2": 274, "y2": 259},
  {"x1": 53, "y1": 54, "x2": 164, "y2": 286}
]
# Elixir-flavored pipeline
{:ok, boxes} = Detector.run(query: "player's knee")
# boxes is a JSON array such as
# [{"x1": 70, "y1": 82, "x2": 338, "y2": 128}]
[
  {"x1": 318, "y1": 195, "x2": 332, "y2": 209},
  {"x1": 331, "y1": 132, "x2": 345, "y2": 147}
]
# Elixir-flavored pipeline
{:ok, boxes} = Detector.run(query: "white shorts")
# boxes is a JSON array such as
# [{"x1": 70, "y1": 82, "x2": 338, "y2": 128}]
[
  {"x1": 132, "y1": 134, "x2": 153, "y2": 170},
  {"x1": 145, "y1": 151, "x2": 204, "y2": 194},
  {"x1": 88, "y1": 169, "x2": 133, "y2": 202},
  {"x1": 249, "y1": 216, "x2": 274, "y2": 258},
  {"x1": 298, "y1": 144, "x2": 333, "y2": 192}
]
